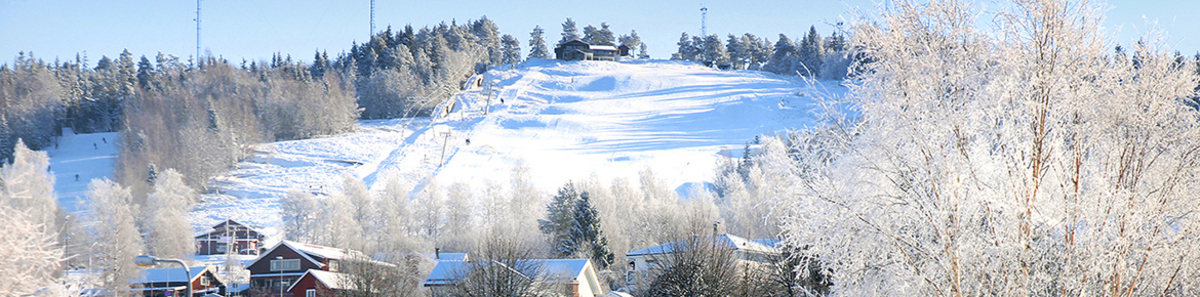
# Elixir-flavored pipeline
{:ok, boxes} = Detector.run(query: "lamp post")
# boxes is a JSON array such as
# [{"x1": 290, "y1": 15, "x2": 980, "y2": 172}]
[
  {"x1": 135, "y1": 255, "x2": 191, "y2": 297},
  {"x1": 276, "y1": 256, "x2": 284, "y2": 297}
]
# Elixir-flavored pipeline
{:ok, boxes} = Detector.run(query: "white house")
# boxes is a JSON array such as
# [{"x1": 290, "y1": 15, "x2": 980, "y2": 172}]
[{"x1": 624, "y1": 234, "x2": 780, "y2": 285}]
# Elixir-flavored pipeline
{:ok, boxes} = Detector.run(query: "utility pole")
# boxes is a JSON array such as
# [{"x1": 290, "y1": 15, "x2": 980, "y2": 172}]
[
  {"x1": 440, "y1": 131, "x2": 451, "y2": 165},
  {"x1": 195, "y1": 0, "x2": 202, "y2": 65}
]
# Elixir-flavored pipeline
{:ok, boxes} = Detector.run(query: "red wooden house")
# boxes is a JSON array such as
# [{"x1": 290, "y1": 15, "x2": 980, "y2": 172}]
[
  {"x1": 246, "y1": 241, "x2": 361, "y2": 297},
  {"x1": 128, "y1": 266, "x2": 225, "y2": 297},
  {"x1": 195, "y1": 219, "x2": 266, "y2": 256},
  {"x1": 286, "y1": 269, "x2": 353, "y2": 297}
]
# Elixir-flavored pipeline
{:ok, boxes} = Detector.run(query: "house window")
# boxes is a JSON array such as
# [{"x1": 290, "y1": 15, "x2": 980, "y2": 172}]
[
  {"x1": 200, "y1": 276, "x2": 209, "y2": 286},
  {"x1": 328, "y1": 260, "x2": 339, "y2": 272},
  {"x1": 306, "y1": 289, "x2": 316, "y2": 297},
  {"x1": 271, "y1": 259, "x2": 301, "y2": 271}
]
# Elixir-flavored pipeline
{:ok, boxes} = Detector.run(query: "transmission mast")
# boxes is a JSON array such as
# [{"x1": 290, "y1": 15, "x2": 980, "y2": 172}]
[
  {"x1": 700, "y1": 5, "x2": 707, "y2": 37},
  {"x1": 370, "y1": 0, "x2": 376, "y2": 36},
  {"x1": 195, "y1": 0, "x2": 202, "y2": 64}
]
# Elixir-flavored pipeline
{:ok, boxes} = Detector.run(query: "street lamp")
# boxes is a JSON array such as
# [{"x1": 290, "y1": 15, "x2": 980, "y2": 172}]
[
  {"x1": 135, "y1": 255, "x2": 191, "y2": 297},
  {"x1": 276, "y1": 256, "x2": 284, "y2": 297}
]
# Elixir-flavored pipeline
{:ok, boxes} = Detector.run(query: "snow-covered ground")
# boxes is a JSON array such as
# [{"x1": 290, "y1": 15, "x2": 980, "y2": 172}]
[
  {"x1": 45, "y1": 128, "x2": 119, "y2": 213},
  {"x1": 47, "y1": 59, "x2": 845, "y2": 239}
]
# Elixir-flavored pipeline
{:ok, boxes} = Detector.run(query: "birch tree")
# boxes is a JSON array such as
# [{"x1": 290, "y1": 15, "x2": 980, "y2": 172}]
[{"x1": 782, "y1": 0, "x2": 1200, "y2": 295}]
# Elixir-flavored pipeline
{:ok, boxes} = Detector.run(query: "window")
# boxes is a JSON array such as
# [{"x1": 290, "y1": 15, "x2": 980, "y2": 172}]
[
  {"x1": 306, "y1": 289, "x2": 316, "y2": 297},
  {"x1": 271, "y1": 259, "x2": 301, "y2": 271},
  {"x1": 328, "y1": 260, "x2": 339, "y2": 272},
  {"x1": 200, "y1": 276, "x2": 209, "y2": 286}
]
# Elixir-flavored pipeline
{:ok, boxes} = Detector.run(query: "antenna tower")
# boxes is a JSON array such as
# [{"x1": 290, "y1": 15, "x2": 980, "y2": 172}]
[
  {"x1": 370, "y1": 0, "x2": 376, "y2": 36},
  {"x1": 700, "y1": 5, "x2": 707, "y2": 36},
  {"x1": 195, "y1": 0, "x2": 202, "y2": 64}
]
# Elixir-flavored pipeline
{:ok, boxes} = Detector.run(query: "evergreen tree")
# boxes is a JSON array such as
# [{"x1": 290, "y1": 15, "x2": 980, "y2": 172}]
[
  {"x1": 726, "y1": 34, "x2": 748, "y2": 70},
  {"x1": 638, "y1": 43, "x2": 650, "y2": 59},
  {"x1": 595, "y1": 22, "x2": 616, "y2": 45},
  {"x1": 797, "y1": 26, "x2": 824, "y2": 76},
  {"x1": 539, "y1": 182, "x2": 581, "y2": 257},
  {"x1": 765, "y1": 34, "x2": 796, "y2": 74},
  {"x1": 582, "y1": 25, "x2": 599, "y2": 44},
  {"x1": 560, "y1": 18, "x2": 580, "y2": 44},
  {"x1": 700, "y1": 34, "x2": 729, "y2": 67},
  {"x1": 528, "y1": 26, "x2": 550, "y2": 59},
  {"x1": 501, "y1": 34, "x2": 522, "y2": 65},
  {"x1": 136, "y1": 55, "x2": 154, "y2": 91},
  {"x1": 569, "y1": 192, "x2": 614, "y2": 269},
  {"x1": 673, "y1": 32, "x2": 697, "y2": 61}
]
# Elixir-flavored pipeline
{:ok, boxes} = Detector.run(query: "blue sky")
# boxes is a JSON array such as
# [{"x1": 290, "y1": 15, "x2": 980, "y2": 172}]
[{"x1": 1, "y1": 0, "x2": 1197, "y2": 65}]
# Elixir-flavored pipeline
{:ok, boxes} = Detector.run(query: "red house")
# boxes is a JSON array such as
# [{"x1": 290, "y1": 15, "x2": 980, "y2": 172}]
[
  {"x1": 195, "y1": 219, "x2": 266, "y2": 256},
  {"x1": 246, "y1": 241, "x2": 361, "y2": 297},
  {"x1": 128, "y1": 266, "x2": 225, "y2": 297},
  {"x1": 286, "y1": 270, "x2": 352, "y2": 297}
]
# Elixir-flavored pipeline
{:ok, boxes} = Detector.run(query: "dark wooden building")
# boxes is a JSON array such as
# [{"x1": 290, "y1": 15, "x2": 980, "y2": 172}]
[
  {"x1": 554, "y1": 39, "x2": 620, "y2": 62},
  {"x1": 246, "y1": 241, "x2": 392, "y2": 297},
  {"x1": 195, "y1": 219, "x2": 266, "y2": 256},
  {"x1": 286, "y1": 270, "x2": 352, "y2": 297}
]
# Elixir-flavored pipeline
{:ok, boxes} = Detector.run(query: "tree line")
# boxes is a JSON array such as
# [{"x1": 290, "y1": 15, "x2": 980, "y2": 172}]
[{"x1": 672, "y1": 25, "x2": 851, "y2": 80}]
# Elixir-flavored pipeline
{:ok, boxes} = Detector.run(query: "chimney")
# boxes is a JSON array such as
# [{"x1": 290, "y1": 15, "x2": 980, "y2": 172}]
[{"x1": 435, "y1": 248, "x2": 440, "y2": 260}]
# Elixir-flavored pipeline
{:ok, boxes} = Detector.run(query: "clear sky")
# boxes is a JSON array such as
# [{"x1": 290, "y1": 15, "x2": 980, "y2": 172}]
[{"x1": 1, "y1": 0, "x2": 1197, "y2": 66}]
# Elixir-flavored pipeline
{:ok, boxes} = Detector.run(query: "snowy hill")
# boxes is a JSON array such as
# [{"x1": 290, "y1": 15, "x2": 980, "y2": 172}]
[
  {"x1": 48, "y1": 59, "x2": 844, "y2": 237},
  {"x1": 45, "y1": 128, "x2": 119, "y2": 213}
]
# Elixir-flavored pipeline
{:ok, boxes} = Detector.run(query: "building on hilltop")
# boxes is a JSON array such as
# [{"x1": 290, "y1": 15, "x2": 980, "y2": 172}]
[{"x1": 555, "y1": 39, "x2": 623, "y2": 62}]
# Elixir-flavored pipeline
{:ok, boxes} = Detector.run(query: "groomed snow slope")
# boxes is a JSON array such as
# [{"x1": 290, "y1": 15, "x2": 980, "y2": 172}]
[{"x1": 43, "y1": 59, "x2": 842, "y2": 237}]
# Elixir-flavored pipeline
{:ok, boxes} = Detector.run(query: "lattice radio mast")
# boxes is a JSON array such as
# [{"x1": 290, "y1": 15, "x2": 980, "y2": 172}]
[
  {"x1": 370, "y1": 0, "x2": 376, "y2": 35},
  {"x1": 195, "y1": 0, "x2": 202, "y2": 64},
  {"x1": 700, "y1": 5, "x2": 707, "y2": 36}
]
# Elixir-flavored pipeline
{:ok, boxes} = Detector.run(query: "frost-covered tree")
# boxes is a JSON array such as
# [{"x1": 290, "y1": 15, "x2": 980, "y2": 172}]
[
  {"x1": 86, "y1": 179, "x2": 143, "y2": 293},
  {"x1": 781, "y1": 0, "x2": 1200, "y2": 295},
  {"x1": 672, "y1": 32, "x2": 698, "y2": 61},
  {"x1": 638, "y1": 43, "x2": 650, "y2": 59},
  {"x1": 619, "y1": 30, "x2": 643, "y2": 51},
  {"x1": 528, "y1": 26, "x2": 550, "y2": 60},
  {"x1": 568, "y1": 192, "x2": 614, "y2": 270},
  {"x1": 501, "y1": 34, "x2": 522, "y2": 65},
  {"x1": 539, "y1": 182, "x2": 582, "y2": 258},
  {"x1": 764, "y1": 34, "x2": 796, "y2": 74},
  {"x1": 796, "y1": 25, "x2": 824, "y2": 76},
  {"x1": 699, "y1": 34, "x2": 729, "y2": 67},
  {"x1": 595, "y1": 22, "x2": 616, "y2": 46},
  {"x1": 0, "y1": 139, "x2": 64, "y2": 295},
  {"x1": 142, "y1": 169, "x2": 196, "y2": 259},
  {"x1": 560, "y1": 18, "x2": 580, "y2": 44}
]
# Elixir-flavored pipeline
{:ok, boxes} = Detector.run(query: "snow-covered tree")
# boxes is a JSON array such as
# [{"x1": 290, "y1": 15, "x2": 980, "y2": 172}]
[
  {"x1": 560, "y1": 18, "x2": 580, "y2": 44},
  {"x1": 568, "y1": 192, "x2": 614, "y2": 269},
  {"x1": 619, "y1": 30, "x2": 643, "y2": 51},
  {"x1": 595, "y1": 22, "x2": 616, "y2": 46},
  {"x1": 638, "y1": 43, "x2": 650, "y2": 59},
  {"x1": 0, "y1": 139, "x2": 64, "y2": 295},
  {"x1": 797, "y1": 26, "x2": 824, "y2": 76},
  {"x1": 501, "y1": 34, "x2": 522, "y2": 65},
  {"x1": 699, "y1": 34, "x2": 729, "y2": 67},
  {"x1": 142, "y1": 168, "x2": 196, "y2": 259},
  {"x1": 672, "y1": 32, "x2": 698, "y2": 61},
  {"x1": 781, "y1": 0, "x2": 1200, "y2": 295},
  {"x1": 764, "y1": 34, "x2": 795, "y2": 74},
  {"x1": 528, "y1": 26, "x2": 550, "y2": 60},
  {"x1": 85, "y1": 179, "x2": 143, "y2": 293},
  {"x1": 539, "y1": 182, "x2": 582, "y2": 258}
]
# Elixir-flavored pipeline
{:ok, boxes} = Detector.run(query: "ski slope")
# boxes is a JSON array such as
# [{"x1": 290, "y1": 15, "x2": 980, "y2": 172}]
[{"x1": 47, "y1": 59, "x2": 846, "y2": 237}]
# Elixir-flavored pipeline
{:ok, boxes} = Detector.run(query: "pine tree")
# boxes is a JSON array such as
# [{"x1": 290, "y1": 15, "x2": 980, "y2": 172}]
[
  {"x1": 501, "y1": 34, "x2": 522, "y2": 65},
  {"x1": 528, "y1": 26, "x2": 550, "y2": 59},
  {"x1": 673, "y1": 32, "x2": 697, "y2": 61},
  {"x1": 700, "y1": 34, "x2": 729, "y2": 67},
  {"x1": 560, "y1": 18, "x2": 580, "y2": 44},
  {"x1": 797, "y1": 26, "x2": 824, "y2": 76},
  {"x1": 765, "y1": 34, "x2": 795, "y2": 74},
  {"x1": 582, "y1": 25, "x2": 599, "y2": 44},
  {"x1": 569, "y1": 192, "x2": 614, "y2": 269},
  {"x1": 539, "y1": 182, "x2": 581, "y2": 257},
  {"x1": 638, "y1": 43, "x2": 650, "y2": 59},
  {"x1": 595, "y1": 22, "x2": 616, "y2": 45}
]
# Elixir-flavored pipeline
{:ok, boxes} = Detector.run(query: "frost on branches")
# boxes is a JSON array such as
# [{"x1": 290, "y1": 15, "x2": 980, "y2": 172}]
[{"x1": 781, "y1": 0, "x2": 1200, "y2": 295}]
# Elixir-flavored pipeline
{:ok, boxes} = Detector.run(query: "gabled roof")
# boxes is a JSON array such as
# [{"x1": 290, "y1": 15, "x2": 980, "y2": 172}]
[
  {"x1": 288, "y1": 270, "x2": 352, "y2": 292},
  {"x1": 195, "y1": 219, "x2": 264, "y2": 238},
  {"x1": 626, "y1": 234, "x2": 780, "y2": 257},
  {"x1": 423, "y1": 260, "x2": 471, "y2": 286},
  {"x1": 245, "y1": 241, "x2": 335, "y2": 269},
  {"x1": 129, "y1": 266, "x2": 214, "y2": 284},
  {"x1": 558, "y1": 39, "x2": 589, "y2": 47},
  {"x1": 418, "y1": 252, "x2": 469, "y2": 261},
  {"x1": 532, "y1": 259, "x2": 591, "y2": 283}
]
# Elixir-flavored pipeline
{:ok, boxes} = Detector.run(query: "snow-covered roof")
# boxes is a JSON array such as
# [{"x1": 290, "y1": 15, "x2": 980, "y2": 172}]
[
  {"x1": 129, "y1": 266, "x2": 212, "y2": 284},
  {"x1": 288, "y1": 270, "x2": 352, "y2": 292},
  {"x1": 423, "y1": 261, "x2": 470, "y2": 286},
  {"x1": 590, "y1": 45, "x2": 618, "y2": 51},
  {"x1": 246, "y1": 240, "x2": 352, "y2": 270},
  {"x1": 532, "y1": 259, "x2": 590, "y2": 282},
  {"x1": 423, "y1": 259, "x2": 596, "y2": 286},
  {"x1": 626, "y1": 234, "x2": 780, "y2": 257}
]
